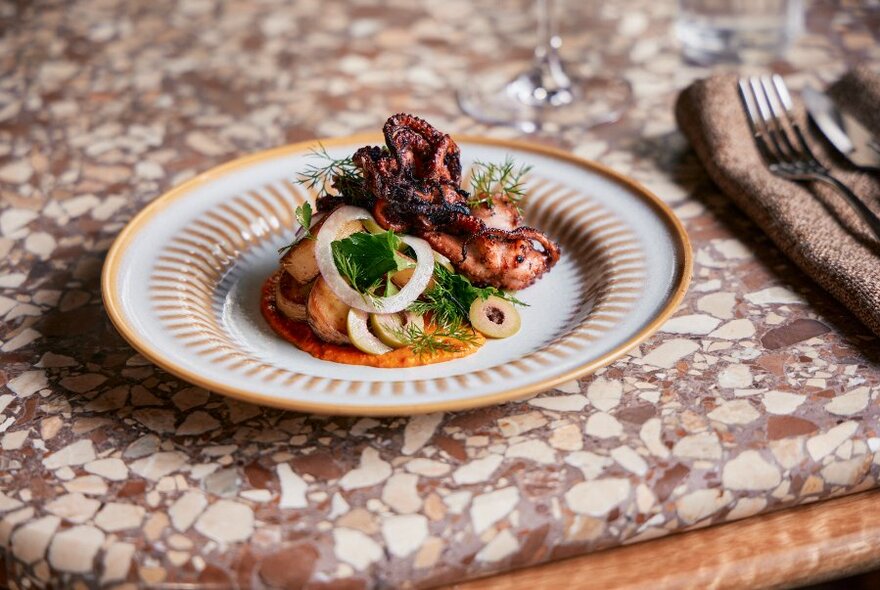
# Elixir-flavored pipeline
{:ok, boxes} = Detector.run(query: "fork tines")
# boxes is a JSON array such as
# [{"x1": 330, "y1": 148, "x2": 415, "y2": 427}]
[
  {"x1": 737, "y1": 74, "x2": 880, "y2": 240},
  {"x1": 737, "y1": 74, "x2": 817, "y2": 171}
]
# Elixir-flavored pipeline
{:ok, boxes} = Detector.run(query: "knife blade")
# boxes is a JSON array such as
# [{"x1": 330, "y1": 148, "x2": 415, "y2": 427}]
[{"x1": 802, "y1": 85, "x2": 880, "y2": 170}]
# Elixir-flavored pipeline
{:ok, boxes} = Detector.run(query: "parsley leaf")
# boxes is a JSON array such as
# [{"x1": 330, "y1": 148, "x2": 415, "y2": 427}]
[
  {"x1": 295, "y1": 203, "x2": 313, "y2": 239},
  {"x1": 278, "y1": 203, "x2": 315, "y2": 255},
  {"x1": 331, "y1": 231, "x2": 413, "y2": 293}
]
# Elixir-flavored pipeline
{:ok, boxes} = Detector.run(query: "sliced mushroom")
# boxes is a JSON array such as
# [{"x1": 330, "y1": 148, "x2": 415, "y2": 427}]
[
  {"x1": 281, "y1": 217, "x2": 363, "y2": 284},
  {"x1": 275, "y1": 273, "x2": 313, "y2": 322},
  {"x1": 306, "y1": 277, "x2": 351, "y2": 345}
]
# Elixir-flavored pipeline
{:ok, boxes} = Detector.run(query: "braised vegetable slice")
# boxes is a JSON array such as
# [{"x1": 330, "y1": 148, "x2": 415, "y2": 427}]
[
  {"x1": 281, "y1": 217, "x2": 363, "y2": 284},
  {"x1": 307, "y1": 277, "x2": 351, "y2": 345},
  {"x1": 275, "y1": 273, "x2": 313, "y2": 322}
]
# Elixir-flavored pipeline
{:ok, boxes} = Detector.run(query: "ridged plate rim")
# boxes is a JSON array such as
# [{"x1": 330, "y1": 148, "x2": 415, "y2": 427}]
[{"x1": 101, "y1": 134, "x2": 692, "y2": 415}]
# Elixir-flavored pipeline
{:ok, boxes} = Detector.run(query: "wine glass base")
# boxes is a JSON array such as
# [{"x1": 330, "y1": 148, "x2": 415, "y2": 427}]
[{"x1": 458, "y1": 74, "x2": 633, "y2": 134}]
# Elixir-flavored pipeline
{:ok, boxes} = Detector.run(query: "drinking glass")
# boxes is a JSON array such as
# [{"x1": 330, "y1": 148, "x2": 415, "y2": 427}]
[
  {"x1": 677, "y1": 0, "x2": 804, "y2": 65},
  {"x1": 457, "y1": 0, "x2": 633, "y2": 133}
]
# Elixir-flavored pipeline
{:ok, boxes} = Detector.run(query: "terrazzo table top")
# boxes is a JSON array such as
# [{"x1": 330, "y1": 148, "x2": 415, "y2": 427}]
[{"x1": 2, "y1": 0, "x2": 880, "y2": 588}]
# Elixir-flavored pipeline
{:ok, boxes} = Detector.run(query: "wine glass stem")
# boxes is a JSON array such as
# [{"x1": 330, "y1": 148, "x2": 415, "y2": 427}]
[{"x1": 532, "y1": 0, "x2": 572, "y2": 91}]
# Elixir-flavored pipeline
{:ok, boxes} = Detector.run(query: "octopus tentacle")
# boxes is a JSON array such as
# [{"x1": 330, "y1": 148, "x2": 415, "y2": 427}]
[
  {"x1": 316, "y1": 114, "x2": 560, "y2": 290},
  {"x1": 469, "y1": 194, "x2": 522, "y2": 231}
]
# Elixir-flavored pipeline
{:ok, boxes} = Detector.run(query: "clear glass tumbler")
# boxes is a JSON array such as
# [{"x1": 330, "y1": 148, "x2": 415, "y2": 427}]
[{"x1": 677, "y1": 0, "x2": 804, "y2": 65}]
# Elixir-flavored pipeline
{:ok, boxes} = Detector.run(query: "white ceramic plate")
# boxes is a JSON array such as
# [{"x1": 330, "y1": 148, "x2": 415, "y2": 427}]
[{"x1": 102, "y1": 136, "x2": 691, "y2": 415}]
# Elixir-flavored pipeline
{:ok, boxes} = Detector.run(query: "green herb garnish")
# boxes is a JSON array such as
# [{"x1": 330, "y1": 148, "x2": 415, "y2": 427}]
[
  {"x1": 408, "y1": 264, "x2": 526, "y2": 329},
  {"x1": 331, "y1": 231, "x2": 413, "y2": 294},
  {"x1": 279, "y1": 203, "x2": 315, "y2": 255},
  {"x1": 393, "y1": 322, "x2": 479, "y2": 358},
  {"x1": 333, "y1": 247, "x2": 367, "y2": 290},
  {"x1": 294, "y1": 144, "x2": 372, "y2": 203},
  {"x1": 295, "y1": 145, "x2": 361, "y2": 198},
  {"x1": 468, "y1": 156, "x2": 533, "y2": 211},
  {"x1": 295, "y1": 202, "x2": 313, "y2": 238}
]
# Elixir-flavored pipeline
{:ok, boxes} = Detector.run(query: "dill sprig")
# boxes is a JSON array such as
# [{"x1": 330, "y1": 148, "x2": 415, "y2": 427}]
[
  {"x1": 468, "y1": 156, "x2": 533, "y2": 211},
  {"x1": 330, "y1": 242, "x2": 384, "y2": 306},
  {"x1": 407, "y1": 285, "x2": 464, "y2": 330},
  {"x1": 394, "y1": 322, "x2": 479, "y2": 358},
  {"x1": 295, "y1": 144, "x2": 364, "y2": 199},
  {"x1": 333, "y1": 248, "x2": 363, "y2": 291}
]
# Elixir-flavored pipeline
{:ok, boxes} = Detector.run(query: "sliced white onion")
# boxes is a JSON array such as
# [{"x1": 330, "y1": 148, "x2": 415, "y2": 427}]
[
  {"x1": 346, "y1": 309, "x2": 393, "y2": 355},
  {"x1": 315, "y1": 205, "x2": 434, "y2": 313}
]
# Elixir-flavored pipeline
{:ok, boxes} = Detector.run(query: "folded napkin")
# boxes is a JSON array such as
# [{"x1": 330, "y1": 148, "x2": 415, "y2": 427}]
[
  {"x1": 829, "y1": 65, "x2": 880, "y2": 134},
  {"x1": 675, "y1": 67, "x2": 880, "y2": 337}
]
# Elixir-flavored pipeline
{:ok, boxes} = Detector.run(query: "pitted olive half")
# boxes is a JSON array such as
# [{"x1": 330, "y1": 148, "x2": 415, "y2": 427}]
[{"x1": 468, "y1": 296, "x2": 520, "y2": 338}]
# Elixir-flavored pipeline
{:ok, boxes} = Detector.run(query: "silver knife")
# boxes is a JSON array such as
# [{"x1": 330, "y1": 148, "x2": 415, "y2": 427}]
[{"x1": 802, "y1": 85, "x2": 880, "y2": 171}]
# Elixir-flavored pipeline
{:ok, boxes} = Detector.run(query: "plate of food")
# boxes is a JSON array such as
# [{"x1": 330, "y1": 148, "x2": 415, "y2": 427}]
[{"x1": 102, "y1": 114, "x2": 691, "y2": 415}]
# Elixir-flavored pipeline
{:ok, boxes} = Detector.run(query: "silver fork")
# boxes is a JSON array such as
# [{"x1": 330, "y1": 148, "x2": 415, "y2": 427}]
[{"x1": 737, "y1": 74, "x2": 880, "y2": 241}]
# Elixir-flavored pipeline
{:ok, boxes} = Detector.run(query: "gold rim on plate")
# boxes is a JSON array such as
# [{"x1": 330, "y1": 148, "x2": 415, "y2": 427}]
[{"x1": 101, "y1": 135, "x2": 692, "y2": 415}]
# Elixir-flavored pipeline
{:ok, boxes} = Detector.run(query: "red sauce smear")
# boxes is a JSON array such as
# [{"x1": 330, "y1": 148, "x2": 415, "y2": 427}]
[{"x1": 261, "y1": 272, "x2": 483, "y2": 368}]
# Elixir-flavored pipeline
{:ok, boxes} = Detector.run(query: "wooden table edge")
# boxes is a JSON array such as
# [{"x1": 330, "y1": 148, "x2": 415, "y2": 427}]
[{"x1": 449, "y1": 489, "x2": 880, "y2": 590}]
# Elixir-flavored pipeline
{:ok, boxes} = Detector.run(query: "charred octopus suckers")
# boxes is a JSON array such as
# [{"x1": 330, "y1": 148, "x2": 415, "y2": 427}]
[{"x1": 316, "y1": 114, "x2": 560, "y2": 291}]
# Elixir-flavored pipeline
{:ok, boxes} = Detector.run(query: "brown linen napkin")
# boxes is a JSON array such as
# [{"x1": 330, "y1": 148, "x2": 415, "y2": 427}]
[
  {"x1": 829, "y1": 64, "x2": 880, "y2": 133},
  {"x1": 675, "y1": 69, "x2": 880, "y2": 337}
]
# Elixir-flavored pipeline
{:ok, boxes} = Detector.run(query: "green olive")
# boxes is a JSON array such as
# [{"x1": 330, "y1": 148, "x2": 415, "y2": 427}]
[
  {"x1": 370, "y1": 312, "x2": 425, "y2": 348},
  {"x1": 468, "y1": 296, "x2": 521, "y2": 338},
  {"x1": 347, "y1": 309, "x2": 392, "y2": 355}
]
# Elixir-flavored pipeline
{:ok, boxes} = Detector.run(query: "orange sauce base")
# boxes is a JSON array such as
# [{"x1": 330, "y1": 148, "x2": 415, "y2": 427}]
[{"x1": 261, "y1": 273, "x2": 484, "y2": 368}]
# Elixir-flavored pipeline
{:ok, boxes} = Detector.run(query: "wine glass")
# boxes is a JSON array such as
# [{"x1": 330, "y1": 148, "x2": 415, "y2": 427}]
[{"x1": 457, "y1": 0, "x2": 633, "y2": 133}]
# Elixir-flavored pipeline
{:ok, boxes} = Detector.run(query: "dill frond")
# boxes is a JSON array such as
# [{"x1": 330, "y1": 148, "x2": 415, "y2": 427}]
[
  {"x1": 332, "y1": 249, "x2": 362, "y2": 291},
  {"x1": 295, "y1": 144, "x2": 364, "y2": 199},
  {"x1": 394, "y1": 322, "x2": 479, "y2": 357},
  {"x1": 468, "y1": 155, "x2": 533, "y2": 211}
]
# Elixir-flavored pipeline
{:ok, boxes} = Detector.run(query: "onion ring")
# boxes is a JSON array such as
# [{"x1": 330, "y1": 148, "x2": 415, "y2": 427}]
[{"x1": 315, "y1": 206, "x2": 434, "y2": 313}]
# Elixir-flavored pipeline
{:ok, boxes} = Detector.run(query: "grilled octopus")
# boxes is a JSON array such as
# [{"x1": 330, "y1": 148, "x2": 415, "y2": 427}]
[{"x1": 317, "y1": 114, "x2": 560, "y2": 291}]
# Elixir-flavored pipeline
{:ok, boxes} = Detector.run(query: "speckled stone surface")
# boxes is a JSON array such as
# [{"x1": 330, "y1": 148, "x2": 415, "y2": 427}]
[{"x1": 2, "y1": 0, "x2": 880, "y2": 588}]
